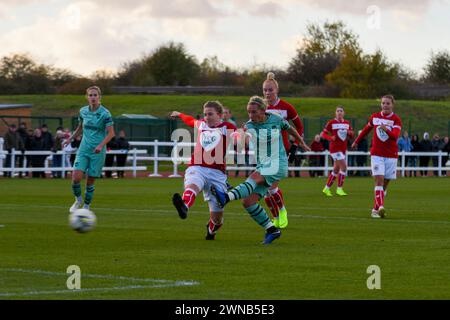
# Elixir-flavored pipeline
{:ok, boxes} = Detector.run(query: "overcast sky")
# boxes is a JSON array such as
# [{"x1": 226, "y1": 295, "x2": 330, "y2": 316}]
[{"x1": 0, "y1": 0, "x2": 448, "y2": 76}]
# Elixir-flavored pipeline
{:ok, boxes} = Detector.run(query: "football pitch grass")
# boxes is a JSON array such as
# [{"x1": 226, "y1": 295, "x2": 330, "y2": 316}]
[{"x1": 1, "y1": 177, "x2": 449, "y2": 300}]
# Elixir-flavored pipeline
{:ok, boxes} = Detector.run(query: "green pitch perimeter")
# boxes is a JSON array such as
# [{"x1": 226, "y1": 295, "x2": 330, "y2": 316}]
[{"x1": 0, "y1": 177, "x2": 449, "y2": 299}]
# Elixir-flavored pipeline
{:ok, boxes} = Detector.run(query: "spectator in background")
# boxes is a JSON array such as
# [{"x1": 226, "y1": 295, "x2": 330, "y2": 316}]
[
  {"x1": 410, "y1": 134, "x2": 420, "y2": 177},
  {"x1": 17, "y1": 122, "x2": 29, "y2": 177},
  {"x1": 70, "y1": 135, "x2": 82, "y2": 166},
  {"x1": 62, "y1": 130, "x2": 75, "y2": 177},
  {"x1": 355, "y1": 130, "x2": 369, "y2": 176},
  {"x1": 52, "y1": 130, "x2": 65, "y2": 178},
  {"x1": 40, "y1": 124, "x2": 54, "y2": 151},
  {"x1": 309, "y1": 134, "x2": 325, "y2": 177},
  {"x1": 442, "y1": 136, "x2": 449, "y2": 176},
  {"x1": 115, "y1": 129, "x2": 130, "y2": 178},
  {"x1": 29, "y1": 128, "x2": 47, "y2": 178},
  {"x1": 288, "y1": 136, "x2": 303, "y2": 177},
  {"x1": 398, "y1": 131, "x2": 413, "y2": 177},
  {"x1": 104, "y1": 136, "x2": 117, "y2": 178},
  {"x1": 347, "y1": 136, "x2": 356, "y2": 176},
  {"x1": 419, "y1": 132, "x2": 432, "y2": 177},
  {"x1": 3, "y1": 124, "x2": 25, "y2": 178},
  {"x1": 431, "y1": 133, "x2": 446, "y2": 176}
]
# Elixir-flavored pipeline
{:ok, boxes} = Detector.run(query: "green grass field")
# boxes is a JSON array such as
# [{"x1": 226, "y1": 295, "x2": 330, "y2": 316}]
[{"x1": 1, "y1": 177, "x2": 450, "y2": 300}]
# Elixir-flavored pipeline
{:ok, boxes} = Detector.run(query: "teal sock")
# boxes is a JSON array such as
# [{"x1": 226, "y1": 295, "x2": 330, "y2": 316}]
[
  {"x1": 84, "y1": 184, "x2": 95, "y2": 205},
  {"x1": 245, "y1": 203, "x2": 273, "y2": 229},
  {"x1": 228, "y1": 178, "x2": 258, "y2": 201},
  {"x1": 72, "y1": 183, "x2": 82, "y2": 199}
]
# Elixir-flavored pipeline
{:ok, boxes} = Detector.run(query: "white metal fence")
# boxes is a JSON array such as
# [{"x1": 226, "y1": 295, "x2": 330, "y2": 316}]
[{"x1": 0, "y1": 138, "x2": 449, "y2": 178}]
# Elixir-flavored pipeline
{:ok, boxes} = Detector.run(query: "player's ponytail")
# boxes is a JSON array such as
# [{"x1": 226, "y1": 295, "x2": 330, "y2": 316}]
[{"x1": 264, "y1": 72, "x2": 279, "y2": 89}]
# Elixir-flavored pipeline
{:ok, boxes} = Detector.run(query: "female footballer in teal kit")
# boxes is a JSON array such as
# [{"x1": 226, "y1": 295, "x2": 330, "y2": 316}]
[
  {"x1": 64, "y1": 86, "x2": 115, "y2": 213},
  {"x1": 212, "y1": 96, "x2": 310, "y2": 244}
]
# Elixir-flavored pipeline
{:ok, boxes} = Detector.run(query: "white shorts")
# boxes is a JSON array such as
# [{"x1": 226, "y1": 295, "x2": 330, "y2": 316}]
[
  {"x1": 330, "y1": 152, "x2": 346, "y2": 161},
  {"x1": 371, "y1": 156, "x2": 397, "y2": 180},
  {"x1": 184, "y1": 166, "x2": 228, "y2": 212}
]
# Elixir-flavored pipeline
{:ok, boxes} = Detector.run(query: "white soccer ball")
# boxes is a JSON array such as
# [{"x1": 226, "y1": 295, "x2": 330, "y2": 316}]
[{"x1": 69, "y1": 209, "x2": 97, "y2": 233}]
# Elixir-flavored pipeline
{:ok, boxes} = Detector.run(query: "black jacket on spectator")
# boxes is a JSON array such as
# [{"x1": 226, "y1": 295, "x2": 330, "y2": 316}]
[
  {"x1": 41, "y1": 131, "x2": 54, "y2": 150},
  {"x1": 419, "y1": 139, "x2": 432, "y2": 152},
  {"x1": 29, "y1": 135, "x2": 47, "y2": 178}
]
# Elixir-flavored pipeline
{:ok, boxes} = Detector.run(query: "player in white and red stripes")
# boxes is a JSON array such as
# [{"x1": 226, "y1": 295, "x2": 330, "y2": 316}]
[
  {"x1": 169, "y1": 101, "x2": 237, "y2": 239},
  {"x1": 263, "y1": 72, "x2": 304, "y2": 229},
  {"x1": 321, "y1": 106, "x2": 354, "y2": 196},
  {"x1": 351, "y1": 95, "x2": 402, "y2": 218}
]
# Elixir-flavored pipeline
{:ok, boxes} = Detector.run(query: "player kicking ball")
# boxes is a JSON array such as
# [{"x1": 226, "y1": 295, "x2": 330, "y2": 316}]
[
  {"x1": 320, "y1": 106, "x2": 354, "y2": 197},
  {"x1": 211, "y1": 96, "x2": 310, "y2": 244},
  {"x1": 352, "y1": 95, "x2": 402, "y2": 218},
  {"x1": 170, "y1": 101, "x2": 237, "y2": 240}
]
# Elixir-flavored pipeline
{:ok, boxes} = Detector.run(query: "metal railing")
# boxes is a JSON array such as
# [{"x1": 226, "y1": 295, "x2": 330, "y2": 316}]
[{"x1": 1, "y1": 138, "x2": 449, "y2": 178}]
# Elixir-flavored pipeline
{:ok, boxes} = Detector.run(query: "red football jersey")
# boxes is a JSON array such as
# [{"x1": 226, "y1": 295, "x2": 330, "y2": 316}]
[
  {"x1": 189, "y1": 119, "x2": 237, "y2": 172},
  {"x1": 322, "y1": 119, "x2": 353, "y2": 154},
  {"x1": 266, "y1": 99, "x2": 303, "y2": 151},
  {"x1": 363, "y1": 112, "x2": 402, "y2": 158}
]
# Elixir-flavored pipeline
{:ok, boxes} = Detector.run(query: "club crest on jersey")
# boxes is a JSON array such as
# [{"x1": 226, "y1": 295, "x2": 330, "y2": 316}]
[
  {"x1": 337, "y1": 129, "x2": 347, "y2": 141},
  {"x1": 376, "y1": 126, "x2": 390, "y2": 142},
  {"x1": 200, "y1": 130, "x2": 221, "y2": 152}
]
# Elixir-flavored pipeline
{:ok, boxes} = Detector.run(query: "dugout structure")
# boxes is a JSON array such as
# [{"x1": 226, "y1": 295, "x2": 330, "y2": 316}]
[{"x1": 72, "y1": 114, "x2": 178, "y2": 156}]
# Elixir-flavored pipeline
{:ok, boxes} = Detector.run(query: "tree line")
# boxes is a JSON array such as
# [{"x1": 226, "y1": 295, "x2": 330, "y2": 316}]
[{"x1": 1, "y1": 21, "x2": 449, "y2": 99}]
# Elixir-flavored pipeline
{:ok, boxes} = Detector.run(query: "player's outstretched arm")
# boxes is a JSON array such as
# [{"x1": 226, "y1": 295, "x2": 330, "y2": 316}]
[
  {"x1": 170, "y1": 111, "x2": 196, "y2": 128},
  {"x1": 288, "y1": 126, "x2": 310, "y2": 152}
]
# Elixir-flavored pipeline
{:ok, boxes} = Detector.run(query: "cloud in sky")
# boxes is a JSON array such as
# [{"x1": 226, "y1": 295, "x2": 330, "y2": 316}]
[{"x1": 0, "y1": 0, "x2": 447, "y2": 75}]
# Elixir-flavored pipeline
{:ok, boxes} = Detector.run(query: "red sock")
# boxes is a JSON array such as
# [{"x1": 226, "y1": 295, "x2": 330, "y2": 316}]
[
  {"x1": 374, "y1": 186, "x2": 384, "y2": 209},
  {"x1": 208, "y1": 215, "x2": 223, "y2": 234},
  {"x1": 326, "y1": 172, "x2": 337, "y2": 188},
  {"x1": 270, "y1": 188, "x2": 285, "y2": 210},
  {"x1": 264, "y1": 196, "x2": 279, "y2": 218},
  {"x1": 338, "y1": 172, "x2": 346, "y2": 188},
  {"x1": 182, "y1": 188, "x2": 197, "y2": 208}
]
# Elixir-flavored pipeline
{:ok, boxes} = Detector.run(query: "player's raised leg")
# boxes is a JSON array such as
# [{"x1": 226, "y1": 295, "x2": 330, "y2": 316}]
[{"x1": 173, "y1": 167, "x2": 205, "y2": 219}]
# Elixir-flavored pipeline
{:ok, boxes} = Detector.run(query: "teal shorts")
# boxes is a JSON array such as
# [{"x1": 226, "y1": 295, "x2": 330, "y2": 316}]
[
  {"x1": 253, "y1": 163, "x2": 288, "y2": 197},
  {"x1": 73, "y1": 151, "x2": 106, "y2": 178}
]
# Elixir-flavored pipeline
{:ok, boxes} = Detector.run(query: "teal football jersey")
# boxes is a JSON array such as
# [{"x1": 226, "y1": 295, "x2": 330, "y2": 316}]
[
  {"x1": 245, "y1": 113, "x2": 290, "y2": 168},
  {"x1": 78, "y1": 105, "x2": 113, "y2": 153}
]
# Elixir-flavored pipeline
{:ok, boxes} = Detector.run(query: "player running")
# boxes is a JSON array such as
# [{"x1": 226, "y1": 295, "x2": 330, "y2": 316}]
[
  {"x1": 64, "y1": 86, "x2": 115, "y2": 213},
  {"x1": 321, "y1": 106, "x2": 354, "y2": 196},
  {"x1": 351, "y1": 95, "x2": 402, "y2": 218},
  {"x1": 170, "y1": 101, "x2": 237, "y2": 240},
  {"x1": 263, "y1": 72, "x2": 304, "y2": 229},
  {"x1": 211, "y1": 96, "x2": 310, "y2": 244}
]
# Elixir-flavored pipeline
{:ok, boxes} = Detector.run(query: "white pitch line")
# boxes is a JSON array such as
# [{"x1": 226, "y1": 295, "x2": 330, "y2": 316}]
[
  {"x1": 1, "y1": 203, "x2": 449, "y2": 225},
  {"x1": 0, "y1": 268, "x2": 199, "y2": 297}
]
